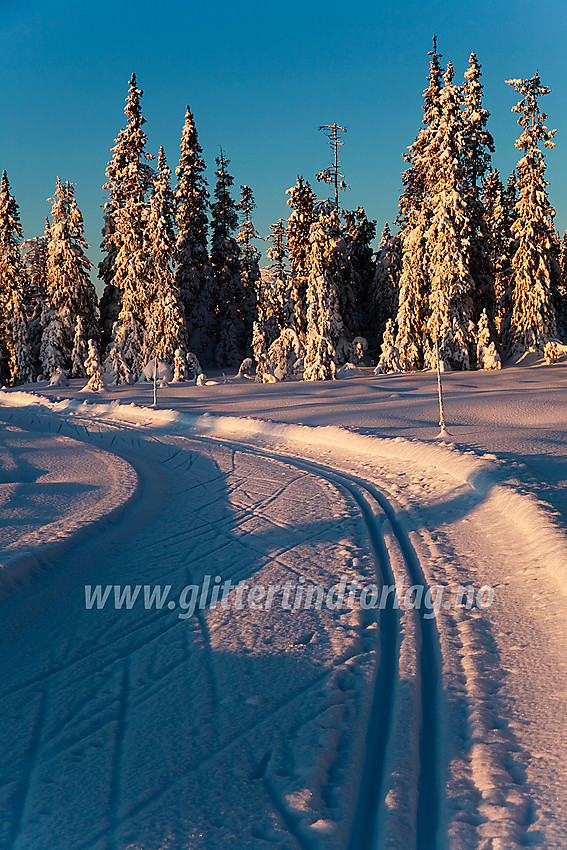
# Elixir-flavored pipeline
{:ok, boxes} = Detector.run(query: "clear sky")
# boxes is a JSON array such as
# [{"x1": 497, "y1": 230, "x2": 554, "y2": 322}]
[{"x1": 1, "y1": 0, "x2": 566, "y2": 293}]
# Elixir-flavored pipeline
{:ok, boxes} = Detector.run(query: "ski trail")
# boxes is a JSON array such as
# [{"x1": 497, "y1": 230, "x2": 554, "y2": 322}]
[
  {"x1": 187, "y1": 434, "x2": 444, "y2": 849},
  {"x1": 8, "y1": 685, "x2": 48, "y2": 850},
  {"x1": 107, "y1": 658, "x2": 130, "y2": 850}
]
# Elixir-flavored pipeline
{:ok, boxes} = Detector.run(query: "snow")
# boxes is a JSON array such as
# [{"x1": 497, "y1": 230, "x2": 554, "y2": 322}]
[{"x1": 1, "y1": 361, "x2": 567, "y2": 848}]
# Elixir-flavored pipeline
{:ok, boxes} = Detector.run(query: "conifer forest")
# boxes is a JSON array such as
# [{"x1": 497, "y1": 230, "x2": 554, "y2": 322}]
[{"x1": 1, "y1": 41, "x2": 565, "y2": 389}]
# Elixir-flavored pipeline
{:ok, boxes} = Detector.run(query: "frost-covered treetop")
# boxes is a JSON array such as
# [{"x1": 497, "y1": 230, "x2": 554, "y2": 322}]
[
  {"x1": 506, "y1": 73, "x2": 556, "y2": 160},
  {"x1": 104, "y1": 73, "x2": 154, "y2": 207},
  {"x1": 422, "y1": 35, "x2": 444, "y2": 126},
  {"x1": 0, "y1": 170, "x2": 23, "y2": 257}
]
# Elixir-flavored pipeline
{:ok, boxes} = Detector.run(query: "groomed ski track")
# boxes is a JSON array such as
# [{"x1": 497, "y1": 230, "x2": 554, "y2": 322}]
[
  {"x1": 5, "y1": 388, "x2": 559, "y2": 848},
  {"x1": 0, "y1": 401, "x2": 446, "y2": 850}
]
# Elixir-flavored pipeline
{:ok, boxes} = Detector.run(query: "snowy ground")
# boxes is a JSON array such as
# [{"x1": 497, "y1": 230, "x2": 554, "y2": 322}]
[{"x1": 1, "y1": 359, "x2": 567, "y2": 849}]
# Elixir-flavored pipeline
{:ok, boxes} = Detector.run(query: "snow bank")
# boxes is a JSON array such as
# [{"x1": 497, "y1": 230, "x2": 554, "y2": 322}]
[{"x1": 2, "y1": 388, "x2": 567, "y2": 602}]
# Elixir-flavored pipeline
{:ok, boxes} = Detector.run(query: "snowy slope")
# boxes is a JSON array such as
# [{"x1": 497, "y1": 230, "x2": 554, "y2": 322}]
[{"x1": 0, "y1": 362, "x2": 566, "y2": 849}]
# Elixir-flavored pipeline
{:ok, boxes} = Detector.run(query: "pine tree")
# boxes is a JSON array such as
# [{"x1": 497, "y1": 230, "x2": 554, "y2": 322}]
[
  {"x1": 100, "y1": 74, "x2": 154, "y2": 380},
  {"x1": 211, "y1": 149, "x2": 245, "y2": 367},
  {"x1": 0, "y1": 171, "x2": 34, "y2": 385},
  {"x1": 316, "y1": 123, "x2": 350, "y2": 211},
  {"x1": 173, "y1": 105, "x2": 215, "y2": 358},
  {"x1": 286, "y1": 177, "x2": 316, "y2": 343},
  {"x1": 505, "y1": 73, "x2": 557, "y2": 353},
  {"x1": 145, "y1": 148, "x2": 188, "y2": 364},
  {"x1": 45, "y1": 178, "x2": 98, "y2": 377}
]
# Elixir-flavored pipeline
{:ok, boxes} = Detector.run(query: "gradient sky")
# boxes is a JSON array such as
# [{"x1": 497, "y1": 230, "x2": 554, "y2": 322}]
[{"x1": 1, "y1": 0, "x2": 566, "y2": 293}]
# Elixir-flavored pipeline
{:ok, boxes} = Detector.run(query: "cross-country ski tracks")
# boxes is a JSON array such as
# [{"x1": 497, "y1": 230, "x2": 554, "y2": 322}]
[
  {"x1": 0, "y1": 414, "x2": 378, "y2": 849},
  {"x1": 186, "y1": 433, "x2": 444, "y2": 850}
]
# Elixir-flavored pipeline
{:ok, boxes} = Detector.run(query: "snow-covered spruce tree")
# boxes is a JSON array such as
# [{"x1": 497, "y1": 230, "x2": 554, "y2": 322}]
[
  {"x1": 39, "y1": 304, "x2": 67, "y2": 378},
  {"x1": 424, "y1": 62, "x2": 475, "y2": 370},
  {"x1": 251, "y1": 320, "x2": 270, "y2": 382},
  {"x1": 173, "y1": 105, "x2": 215, "y2": 359},
  {"x1": 556, "y1": 230, "x2": 567, "y2": 340},
  {"x1": 394, "y1": 37, "x2": 445, "y2": 370},
  {"x1": 262, "y1": 218, "x2": 288, "y2": 340},
  {"x1": 286, "y1": 177, "x2": 316, "y2": 343},
  {"x1": 303, "y1": 214, "x2": 344, "y2": 380},
  {"x1": 344, "y1": 207, "x2": 376, "y2": 342},
  {"x1": 482, "y1": 169, "x2": 512, "y2": 318},
  {"x1": 375, "y1": 318, "x2": 401, "y2": 373},
  {"x1": 505, "y1": 73, "x2": 557, "y2": 354},
  {"x1": 100, "y1": 74, "x2": 154, "y2": 380},
  {"x1": 98, "y1": 283, "x2": 122, "y2": 353},
  {"x1": 211, "y1": 149, "x2": 246, "y2": 367},
  {"x1": 462, "y1": 52, "x2": 496, "y2": 322},
  {"x1": 84, "y1": 338, "x2": 104, "y2": 390},
  {"x1": 268, "y1": 328, "x2": 303, "y2": 380},
  {"x1": 71, "y1": 317, "x2": 89, "y2": 377},
  {"x1": 0, "y1": 171, "x2": 34, "y2": 385},
  {"x1": 476, "y1": 309, "x2": 501, "y2": 369},
  {"x1": 144, "y1": 147, "x2": 188, "y2": 365},
  {"x1": 236, "y1": 184, "x2": 260, "y2": 353},
  {"x1": 371, "y1": 222, "x2": 402, "y2": 344},
  {"x1": 44, "y1": 178, "x2": 98, "y2": 377},
  {"x1": 21, "y1": 230, "x2": 49, "y2": 367}
]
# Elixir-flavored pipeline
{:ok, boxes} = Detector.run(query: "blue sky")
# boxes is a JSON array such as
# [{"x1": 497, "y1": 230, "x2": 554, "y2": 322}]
[{"x1": 1, "y1": 0, "x2": 566, "y2": 292}]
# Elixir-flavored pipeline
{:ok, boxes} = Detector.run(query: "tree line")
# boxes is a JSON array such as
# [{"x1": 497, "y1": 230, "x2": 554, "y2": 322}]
[{"x1": 1, "y1": 41, "x2": 566, "y2": 388}]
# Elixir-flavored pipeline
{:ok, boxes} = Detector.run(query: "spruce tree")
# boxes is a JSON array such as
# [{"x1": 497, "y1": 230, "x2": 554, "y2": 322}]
[
  {"x1": 371, "y1": 222, "x2": 401, "y2": 345},
  {"x1": 21, "y1": 231, "x2": 48, "y2": 367},
  {"x1": 482, "y1": 169, "x2": 511, "y2": 314},
  {"x1": 303, "y1": 213, "x2": 344, "y2": 380},
  {"x1": 100, "y1": 74, "x2": 154, "y2": 379},
  {"x1": 263, "y1": 218, "x2": 288, "y2": 339},
  {"x1": 236, "y1": 184, "x2": 260, "y2": 353},
  {"x1": 505, "y1": 73, "x2": 557, "y2": 353},
  {"x1": 394, "y1": 37, "x2": 444, "y2": 370},
  {"x1": 145, "y1": 147, "x2": 188, "y2": 364},
  {"x1": 286, "y1": 177, "x2": 316, "y2": 343},
  {"x1": 0, "y1": 171, "x2": 33, "y2": 385},
  {"x1": 211, "y1": 149, "x2": 245, "y2": 367},
  {"x1": 84, "y1": 338, "x2": 104, "y2": 391},
  {"x1": 462, "y1": 52, "x2": 496, "y2": 322},
  {"x1": 425, "y1": 62, "x2": 475, "y2": 370},
  {"x1": 44, "y1": 178, "x2": 98, "y2": 377},
  {"x1": 173, "y1": 105, "x2": 215, "y2": 357},
  {"x1": 344, "y1": 207, "x2": 376, "y2": 342}
]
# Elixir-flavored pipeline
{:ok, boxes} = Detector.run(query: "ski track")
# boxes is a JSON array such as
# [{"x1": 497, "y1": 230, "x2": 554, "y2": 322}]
[{"x1": 0, "y1": 396, "x2": 553, "y2": 848}]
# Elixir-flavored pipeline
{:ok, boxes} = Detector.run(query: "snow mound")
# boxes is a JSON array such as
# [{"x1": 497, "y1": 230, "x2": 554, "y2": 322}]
[
  {"x1": 141, "y1": 359, "x2": 172, "y2": 383},
  {"x1": 336, "y1": 362, "x2": 360, "y2": 378},
  {"x1": 48, "y1": 369, "x2": 69, "y2": 387}
]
